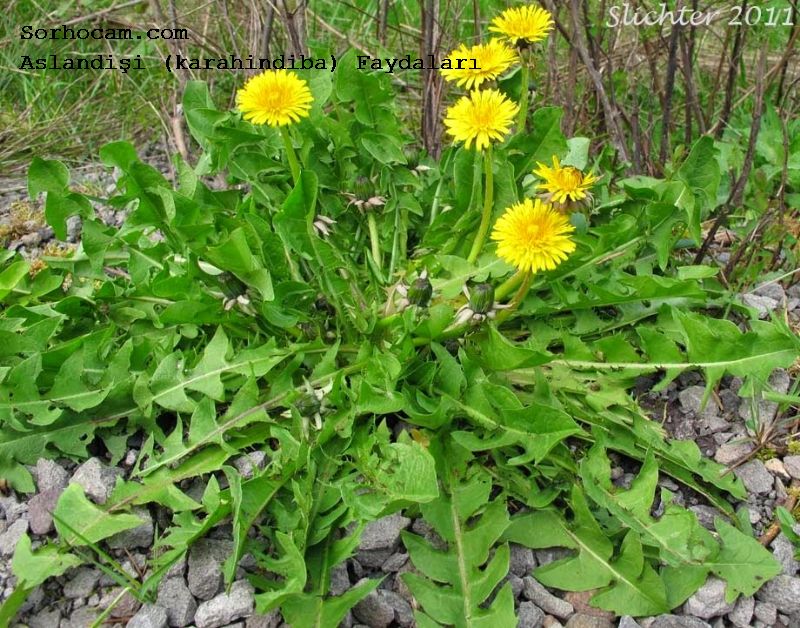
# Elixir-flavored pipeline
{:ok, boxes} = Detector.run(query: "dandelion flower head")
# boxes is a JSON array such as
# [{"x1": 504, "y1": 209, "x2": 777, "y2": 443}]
[
  {"x1": 444, "y1": 89, "x2": 519, "y2": 151},
  {"x1": 532, "y1": 156, "x2": 599, "y2": 205},
  {"x1": 491, "y1": 198, "x2": 576, "y2": 273},
  {"x1": 236, "y1": 70, "x2": 313, "y2": 127},
  {"x1": 441, "y1": 39, "x2": 519, "y2": 89},
  {"x1": 489, "y1": 5, "x2": 554, "y2": 45}
]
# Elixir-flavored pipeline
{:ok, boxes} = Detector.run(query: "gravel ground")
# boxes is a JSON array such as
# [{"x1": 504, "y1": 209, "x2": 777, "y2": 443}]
[{"x1": 2, "y1": 156, "x2": 800, "y2": 628}]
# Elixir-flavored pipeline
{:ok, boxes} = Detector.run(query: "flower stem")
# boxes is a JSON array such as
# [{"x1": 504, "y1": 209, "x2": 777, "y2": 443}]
[
  {"x1": 367, "y1": 212, "x2": 382, "y2": 270},
  {"x1": 413, "y1": 320, "x2": 470, "y2": 346},
  {"x1": 516, "y1": 57, "x2": 530, "y2": 132},
  {"x1": 467, "y1": 146, "x2": 494, "y2": 265},
  {"x1": 496, "y1": 271, "x2": 532, "y2": 324},
  {"x1": 495, "y1": 270, "x2": 526, "y2": 301},
  {"x1": 376, "y1": 312, "x2": 400, "y2": 330},
  {"x1": 280, "y1": 126, "x2": 301, "y2": 185}
]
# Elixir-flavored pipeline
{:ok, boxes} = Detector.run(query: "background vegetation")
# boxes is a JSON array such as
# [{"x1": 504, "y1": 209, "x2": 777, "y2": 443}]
[{"x1": 2, "y1": 0, "x2": 798, "y2": 173}]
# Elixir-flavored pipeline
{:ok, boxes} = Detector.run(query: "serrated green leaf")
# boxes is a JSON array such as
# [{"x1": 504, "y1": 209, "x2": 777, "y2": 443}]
[
  {"x1": 677, "y1": 265, "x2": 719, "y2": 280},
  {"x1": 588, "y1": 531, "x2": 669, "y2": 616},
  {"x1": 562, "y1": 137, "x2": 591, "y2": 170},
  {"x1": 186, "y1": 327, "x2": 229, "y2": 400},
  {"x1": 360, "y1": 133, "x2": 407, "y2": 164},
  {"x1": 53, "y1": 484, "x2": 144, "y2": 546},
  {"x1": 375, "y1": 439, "x2": 439, "y2": 504},
  {"x1": 280, "y1": 578, "x2": 381, "y2": 628},
  {"x1": 45, "y1": 192, "x2": 92, "y2": 241},
  {"x1": 676, "y1": 136, "x2": 721, "y2": 241},
  {"x1": 506, "y1": 487, "x2": 670, "y2": 615},
  {"x1": 0, "y1": 261, "x2": 30, "y2": 301},
  {"x1": 355, "y1": 379, "x2": 405, "y2": 415},
  {"x1": 450, "y1": 393, "x2": 581, "y2": 466},
  {"x1": 709, "y1": 518, "x2": 782, "y2": 601},
  {"x1": 661, "y1": 564, "x2": 710, "y2": 609},
  {"x1": 253, "y1": 531, "x2": 307, "y2": 611},
  {"x1": 48, "y1": 348, "x2": 111, "y2": 412},
  {"x1": 143, "y1": 352, "x2": 195, "y2": 413},
  {"x1": 402, "y1": 474, "x2": 513, "y2": 627},
  {"x1": 674, "y1": 309, "x2": 799, "y2": 392},
  {"x1": 476, "y1": 326, "x2": 552, "y2": 371},
  {"x1": 223, "y1": 467, "x2": 291, "y2": 585},
  {"x1": 12, "y1": 534, "x2": 81, "y2": 587},
  {"x1": 581, "y1": 445, "x2": 718, "y2": 569},
  {"x1": 28, "y1": 157, "x2": 69, "y2": 198}
]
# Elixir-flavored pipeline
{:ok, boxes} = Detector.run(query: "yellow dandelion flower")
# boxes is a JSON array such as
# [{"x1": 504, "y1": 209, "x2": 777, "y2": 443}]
[
  {"x1": 236, "y1": 70, "x2": 313, "y2": 127},
  {"x1": 489, "y1": 5, "x2": 554, "y2": 45},
  {"x1": 441, "y1": 39, "x2": 519, "y2": 90},
  {"x1": 491, "y1": 198, "x2": 576, "y2": 273},
  {"x1": 532, "y1": 156, "x2": 600, "y2": 205},
  {"x1": 444, "y1": 89, "x2": 519, "y2": 151}
]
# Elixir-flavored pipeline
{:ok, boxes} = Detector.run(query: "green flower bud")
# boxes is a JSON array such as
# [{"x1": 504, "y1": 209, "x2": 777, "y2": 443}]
[
  {"x1": 314, "y1": 294, "x2": 335, "y2": 316},
  {"x1": 354, "y1": 175, "x2": 371, "y2": 201},
  {"x1": 295, "y1": 393, "x2": 322, "y2": 418},
  {"x1": 408, "y1": 275, "x2": 433, "y2": 307},
  {"x1": 219, "y1": 272, "x2": 248, "y2": 300},
  {"x1": 468, "y1": 282, "x2": 495, "y2": 315},
  {"x1": 444, "y1": 339, "x2": 460, "y2": 355},
  {"x1": 298, "y1": 322, "x2": 318, "y2": 340}
]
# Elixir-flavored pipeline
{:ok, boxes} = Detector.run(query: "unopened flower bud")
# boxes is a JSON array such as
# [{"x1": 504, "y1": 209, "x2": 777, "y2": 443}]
[
  {"x1": 408, "y1": 275, "x2": 433, "y2": 307},
  {"x1": 299, "y1": 322, "x2": 318, "y2": 340},
  {"x1": 468, "y1": 283, "x2": 495, "y2": 315},
  {"x1": 296, "y1": 393, "x2": 322, "y2": 418},
  {"x1": 314, "y1": 294, "x2": 335, "y2": 316},
  {"x1": 354, "y1": 175, "x2": 371, "y2": 201},
  {"x1": 220, "y1": 272, "x2": 247, "y2": 300}
]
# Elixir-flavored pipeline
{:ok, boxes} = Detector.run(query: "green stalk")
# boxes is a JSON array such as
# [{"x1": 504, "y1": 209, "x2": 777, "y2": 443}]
[
  {"x1": 495, "y1": 270, "x2": 525, "y2": 301},
  {"x1": 467, "y1": 146, "x2": 494, "y2": 264},
  {"x1": 516, "y1": 55, "x2": 530, "y2": 132},
  {"x1": 376, "y1": 312, "x2": 400, "y2": 330},
  {"x1": 429, "y1": 150, "x2": 454, "y2": 226},
  {"x1": 367, "y1": 212, "x2": 382, "y2": 270},
  {"x1": 495, "y1": 271, "x2": 532, "y2": 324},
  {"x1": 280, "y1": 126, "x2": 301, "y2": 185},
  {"x1": 412, "y1": 320, "x2": 470, "y2": 346}
]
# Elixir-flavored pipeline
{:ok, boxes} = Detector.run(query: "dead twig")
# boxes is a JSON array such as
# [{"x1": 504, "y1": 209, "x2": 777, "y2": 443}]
[
  {"x1": 760, "y1": 479, "x2": 800, "y2": 546},
  {"x1": 420, "y1": 0, "x2": 443, "y2": 158},
  {"x1": 777, "y1": 0, "x2": 799, "y2": 104},
  {"x1": 280, "y1": 0, "x2": 308, "y2": 58},
  {"x1": 566, "y1": 0, "x2": 630, "y2": 163},
  {"x1": 715, "y1": 0, "x2": 747, "y2": 139},
  {"x1": 260, "y1": 0, "x2": 276, "y2": 60},
  {"x1": 694, "y1": 45, "x2": 768, "y2": 265},
  {"x1": 378, "y1": 0, "x2": 391, "y2": 45},
  {"x1": 659, "y1": 18, "x2": 681, "y2": 167}
]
